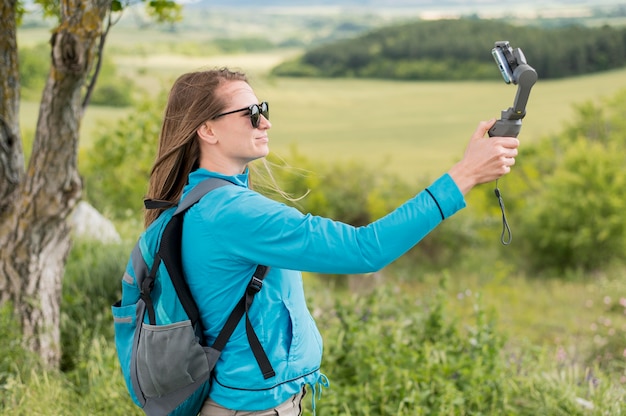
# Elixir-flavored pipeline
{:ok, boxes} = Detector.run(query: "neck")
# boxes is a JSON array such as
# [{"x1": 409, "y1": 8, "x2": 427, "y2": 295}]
[{"x1": 199, "y1": 157, "x2": 246, "y2": 176}]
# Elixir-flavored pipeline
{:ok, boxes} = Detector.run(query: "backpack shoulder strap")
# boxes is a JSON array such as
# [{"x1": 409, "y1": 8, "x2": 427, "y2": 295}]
[
  {"x1": 155, "y1": 177, "x2": 276, "y2": 379},
  {"x1": 157, "y1": 178, "x2": 232, "y2": 329},
  {"x1": 174, "y1": 177, "x2": 232, "y2": 216},
  {"x1": 212, "y1": 264, "x2": 275, "y2": 379}
]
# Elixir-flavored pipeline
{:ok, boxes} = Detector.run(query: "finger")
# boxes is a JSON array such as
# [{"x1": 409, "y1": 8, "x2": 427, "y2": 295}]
[
  {"x1": 473, "y1": 119, "x2": 497, "y2": 139},
  {"x1": 493, "y1": 136, "x2": 520, "y2": 149}
]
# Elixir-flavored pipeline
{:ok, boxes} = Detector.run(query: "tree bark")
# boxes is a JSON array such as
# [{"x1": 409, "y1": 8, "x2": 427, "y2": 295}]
[
  {"x1": 0, "y1": 0, "x2": 111, "y2": 367},
  {"x1": 0, "y1": 0, "x2": 23, "y2": 205}
]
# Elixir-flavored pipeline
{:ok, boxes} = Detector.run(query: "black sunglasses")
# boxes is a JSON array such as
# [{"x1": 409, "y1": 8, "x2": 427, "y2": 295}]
[{"x1": 212, "y1": 101, "x2": 269, "y2": 128}]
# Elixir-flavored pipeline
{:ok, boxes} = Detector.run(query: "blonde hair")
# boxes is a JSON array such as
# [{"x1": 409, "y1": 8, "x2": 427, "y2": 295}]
[{"x1": 144, "y1": 68, "x2": 248, "y2": 227}]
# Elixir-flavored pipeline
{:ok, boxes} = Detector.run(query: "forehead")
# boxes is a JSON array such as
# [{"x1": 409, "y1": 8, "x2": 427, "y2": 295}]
[{"x1": 219, "y1": 80, "x2": 257, "y2": 106}]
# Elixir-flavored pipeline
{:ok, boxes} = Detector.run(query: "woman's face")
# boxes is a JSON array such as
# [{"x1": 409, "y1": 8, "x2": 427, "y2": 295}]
[{"x1": 197, "y1": 80, "x2": 271, "y2": 174}]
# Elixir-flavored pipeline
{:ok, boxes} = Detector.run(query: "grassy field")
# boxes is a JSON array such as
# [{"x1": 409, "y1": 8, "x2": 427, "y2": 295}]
[
  {"x1": 18, "y1": 24, "x2": 626, "y2": 178},
  {"x1": 18, "y1": 57, "x2": 626, "y2": 180}
]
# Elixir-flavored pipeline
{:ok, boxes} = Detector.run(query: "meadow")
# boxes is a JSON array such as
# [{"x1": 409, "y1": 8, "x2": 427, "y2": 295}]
[{"x1": 18, "y1": 25, "x2": 626, "y2": 179}]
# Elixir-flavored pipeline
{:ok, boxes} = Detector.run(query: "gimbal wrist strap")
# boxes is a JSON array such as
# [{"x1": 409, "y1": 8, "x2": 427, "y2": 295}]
[{"x1": 494, "y1": 179, "x2": 512, "y2": 245}]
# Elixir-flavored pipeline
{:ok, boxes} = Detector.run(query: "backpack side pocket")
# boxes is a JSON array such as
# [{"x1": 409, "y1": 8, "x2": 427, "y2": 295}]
[
  {"x1": 112, "y1": 301, "x2": 141, "y2": 407},
  {"x1": 136, "y1": 319, "x2": 211, "y2": 398}
]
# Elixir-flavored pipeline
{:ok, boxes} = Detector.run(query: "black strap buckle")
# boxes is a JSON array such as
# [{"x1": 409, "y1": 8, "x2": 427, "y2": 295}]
[
  {"x1": 140, "y1": 278, "x2": 154, "y2": 298},
  {"x1": 247, "y1": 276, "x2": 263, "y2": 295}
]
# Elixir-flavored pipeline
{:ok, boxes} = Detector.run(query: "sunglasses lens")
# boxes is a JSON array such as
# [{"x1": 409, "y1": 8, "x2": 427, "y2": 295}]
[
  {"x1": 249, "y1": 103, "x2": 269, "y2": 128},
  {"x1": 249, "y1": 105, "x2": 260, "y2": 128}
]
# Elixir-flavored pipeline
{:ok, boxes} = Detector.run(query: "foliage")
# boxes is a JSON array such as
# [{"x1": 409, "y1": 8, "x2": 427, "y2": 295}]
[
  {"x1": 88, "y1": 56, "x2": 135, "y2": 107},
  {"x1": 308, "y1": 280, "x2": 626, "y2": 415},
  {"x1": 266, "y1": 151, "x2": 413, "y2": 226},
  {"x1": 315, "y1": 282, "x2": 509, "y2": 415},
  {"x1": 19, "y1": 41, "x2": 134, "y2": 106},
  {"x1": 503, "y1": 89, "x2": 626, "y2": 272},
  {"x1": 60, "y1": 239, "x2": 131, "y2": 372},
  {"x1": 584, "y1": 279, "x2": 626, "y2": 377},
  {"x1": 81, "y1": 93, "x2": 165, "y2": 220},
  {"x1": 145, "y1": 0, "x2": 183, "y2": 23},
  {"x1": 0, "y1": 240, "x2": 141, "y2": 415},
  {"x1": 0, "y1": 304, "x2": 43, "y2": 390},
  {"x1": 27, "y1": 0, "x2": 181, "y2": 24},
  {"x1": 17, "y1": 43, "x2": 49, "y2": 101},
  {"x1": 272, "y1": 19, "x2": 626, "y2": 81}
]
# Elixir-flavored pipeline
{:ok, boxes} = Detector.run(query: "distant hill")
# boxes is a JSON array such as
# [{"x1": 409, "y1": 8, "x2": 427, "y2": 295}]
[{"x1": 272, "y1": 19, "x2": 626, "y2": 81}]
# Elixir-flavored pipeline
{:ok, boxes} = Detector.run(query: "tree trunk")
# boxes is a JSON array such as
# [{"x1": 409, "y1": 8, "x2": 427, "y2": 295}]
[
  {"x1": 0, "y1": 0, "x2": 111, "y2": 368},
  {"x1": 0, "y1": 0, "x2": 23, "y2": 203}
]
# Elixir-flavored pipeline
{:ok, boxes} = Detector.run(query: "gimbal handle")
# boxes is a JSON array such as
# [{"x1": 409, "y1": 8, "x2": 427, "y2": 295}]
[{"x1": 488, "y1": 47, "x2": 538, "y2": 138}]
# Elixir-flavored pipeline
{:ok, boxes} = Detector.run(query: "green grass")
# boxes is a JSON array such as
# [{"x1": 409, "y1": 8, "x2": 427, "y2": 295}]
[
  {"x1": 17, "y1": 23, "x2": 626, "y2": 178},
  {"x1": 20, "y1": 63, "x2": 626, "y2": 179}
]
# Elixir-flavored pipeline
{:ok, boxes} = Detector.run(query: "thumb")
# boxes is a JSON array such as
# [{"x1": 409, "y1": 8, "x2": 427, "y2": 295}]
[{"x1": 472, "y1": 119, "x2": 497, "y2": 140}]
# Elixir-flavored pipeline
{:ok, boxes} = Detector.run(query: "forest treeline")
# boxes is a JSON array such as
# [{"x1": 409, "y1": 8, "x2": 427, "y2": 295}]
[{"x1": 271, "y1": 19, "x2": 626, "y2": 80}]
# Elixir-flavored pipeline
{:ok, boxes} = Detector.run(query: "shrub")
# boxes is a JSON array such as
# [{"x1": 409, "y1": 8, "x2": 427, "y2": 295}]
[
  {"x1": 18, "y1": 43, "x2": 49, "y2": 100},
  {"x1": 90, "y1": 79, "x2": 134, "y2": 107},
  {"x1": 81, "y1": 94, "x2": 164, "y2": 220},
  {"x1": 313, "y1": 281, "x2": 510, "y2": 415},
  {"x1": 60, "y1": 239, "x2": 131, "y2": 372},
  {"x1": 307, "y1": 278, "x2": 626, "y2": 415},
  {"x1": 519, "y1": 139, "x2": 626, "y2": 271},
  {"x1": 511, "y1": 90, "x2": 626, "y2": 272}
]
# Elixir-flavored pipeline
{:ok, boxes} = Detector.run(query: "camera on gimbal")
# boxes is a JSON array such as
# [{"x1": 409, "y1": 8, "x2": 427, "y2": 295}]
[{"x1": 488, "y1": 41, "x2": 538, "y2": 138}]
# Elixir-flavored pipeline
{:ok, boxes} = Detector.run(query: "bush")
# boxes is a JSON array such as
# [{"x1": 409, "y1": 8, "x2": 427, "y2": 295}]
[
  {"x1": 520, "y1": 139, "x2": 626, "y2": 271},
  {"x1": 88, "y1": 53, "x2": 135, "y2": 107},
  {"x1": 90, "y1": 79, "x2": 134, "y2": 107},
  {"x1": 81, "y1": 94, "x2": 164, "y2": 220},
  {"x1": 313, "y1": 282, "x2": 510, "y2": 415},
  {"x1": 60, "y1": 239, "x2": 131, "y2": 372},
  {"x1": 18, "y1": 43, "x2": 49, "y2": 100},
  {"x1": 308, "y1": 279, "x2": 626, "y2": 415},
  {"x1": 505, "y1": 90, "x2": 626, "y2": 273}
]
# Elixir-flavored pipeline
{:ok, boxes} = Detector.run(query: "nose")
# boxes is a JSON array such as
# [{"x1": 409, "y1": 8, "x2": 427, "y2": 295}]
[{"x1": 258, "y1": 114, "x2": 271, "y2": 129}]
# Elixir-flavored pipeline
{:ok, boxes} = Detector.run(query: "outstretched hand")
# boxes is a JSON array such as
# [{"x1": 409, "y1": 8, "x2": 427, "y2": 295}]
[{"x1": 447, "y1": 119, "x2": 520, "y2": 195}]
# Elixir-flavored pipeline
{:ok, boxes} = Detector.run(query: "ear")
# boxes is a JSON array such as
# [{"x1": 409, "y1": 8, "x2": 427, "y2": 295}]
[{"x1": 197, "y1": 121, "x2": 218, "y2": 144}]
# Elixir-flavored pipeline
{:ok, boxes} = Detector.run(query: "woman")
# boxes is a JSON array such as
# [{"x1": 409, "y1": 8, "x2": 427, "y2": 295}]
[{"x1": 144, "y1": 68, "x2": 519, "y2": 415}]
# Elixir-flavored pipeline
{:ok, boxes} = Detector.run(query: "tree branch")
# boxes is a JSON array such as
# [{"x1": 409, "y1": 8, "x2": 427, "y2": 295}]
[{"x1": 82, "y1": 10, "x2": 115, "y2": 110}]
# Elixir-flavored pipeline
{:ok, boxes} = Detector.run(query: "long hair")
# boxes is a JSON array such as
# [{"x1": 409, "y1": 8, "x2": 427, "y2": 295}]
[{"x1": 144, "y1": 68, "x2": 248, "y2": 227}]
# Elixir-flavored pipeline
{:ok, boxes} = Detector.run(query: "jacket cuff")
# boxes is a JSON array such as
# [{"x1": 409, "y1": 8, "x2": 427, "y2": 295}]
[{"x1": 425, "y1": 173, "x2": 466, "y2": 219}]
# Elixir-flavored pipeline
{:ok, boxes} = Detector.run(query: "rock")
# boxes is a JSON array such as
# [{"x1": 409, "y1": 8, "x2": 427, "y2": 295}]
[{"x1": 71, "y1": 201, "x2": 121, "y2": 244}]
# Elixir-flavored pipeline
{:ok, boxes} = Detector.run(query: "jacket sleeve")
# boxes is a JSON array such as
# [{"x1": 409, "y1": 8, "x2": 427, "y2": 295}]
[{"x1": 189, "y1": 173, "x2": 465, "y2": 274}]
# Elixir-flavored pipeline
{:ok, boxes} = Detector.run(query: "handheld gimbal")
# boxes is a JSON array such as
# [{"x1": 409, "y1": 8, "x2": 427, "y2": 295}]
[
  {"x1": 488, "y1": 41, "x2": 538, "y2": 138},
  {"x1": 488, "y1": 41, "x2": 537, "y2": 245}
]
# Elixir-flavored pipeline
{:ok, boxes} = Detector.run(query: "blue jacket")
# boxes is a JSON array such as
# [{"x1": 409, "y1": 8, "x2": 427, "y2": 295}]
[{"x1": 179, "y1": 168, "x2": 465, "y2": 411}]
